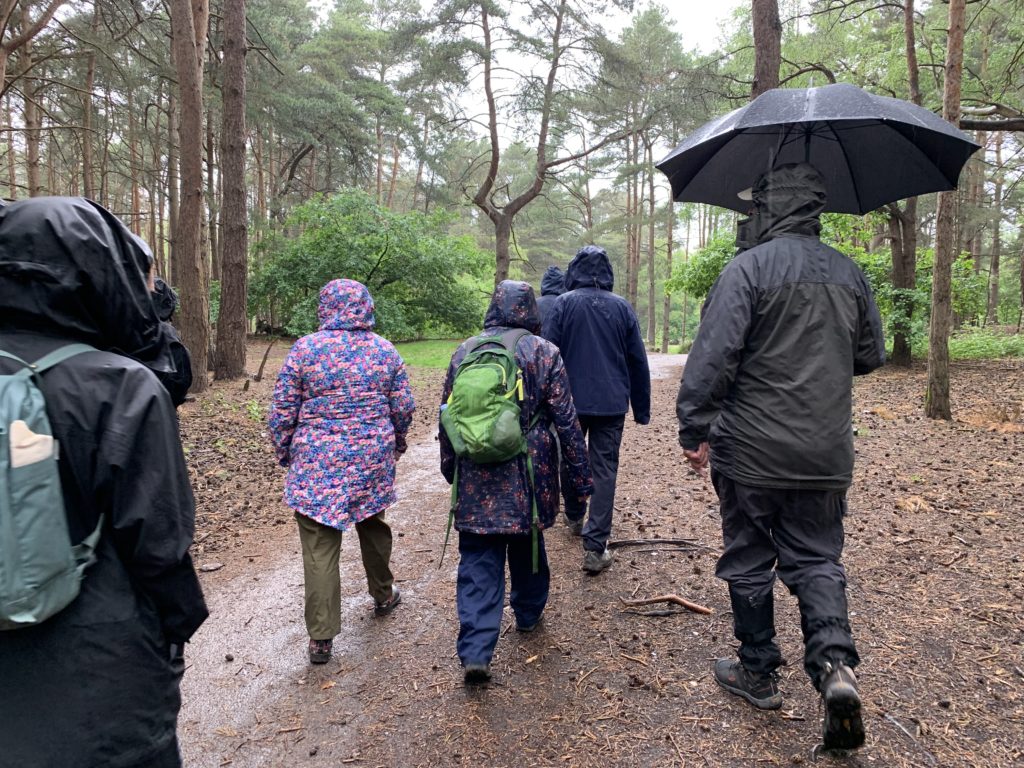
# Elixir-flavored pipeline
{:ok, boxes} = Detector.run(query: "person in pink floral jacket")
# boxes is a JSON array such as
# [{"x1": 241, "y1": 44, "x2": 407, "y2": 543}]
[{"x1": 270, "y1": 279, "x2": 415, "y2": 664}]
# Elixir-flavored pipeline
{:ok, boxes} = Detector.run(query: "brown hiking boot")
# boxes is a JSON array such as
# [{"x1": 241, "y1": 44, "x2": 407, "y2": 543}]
[
  {"x1": 713, "y1": 659, "x2": 783, "y2": 710},
  {"x1": 821, "y1": 661, "x2": 865, "y2": 751}
]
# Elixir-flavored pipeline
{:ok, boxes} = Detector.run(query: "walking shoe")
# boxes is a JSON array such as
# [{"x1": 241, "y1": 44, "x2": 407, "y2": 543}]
[
  {"x1": 308, "y1": 638, "x2": 332, "y2": 664},
  {"x1": 516, "y1": 613, "x2": 543, "y2": 633},
  {"x1": 582, "y1": 548, "x2": 613, "y2": 574},
  {"x1": 374, "y1": 586, "x2": 402, "y2": 616},
  {"x1": 463, "y1": 662, "x2": 491, "y2": 685},
  {"x1": 821, "y1": 661, "x2": 865, "y2": 751},
  {"x1": 564, "y1": 514, "x2": 584, "y2": 536},
  {"x1": 713, "y1": 659, "x2": 783, "y2": 710}
]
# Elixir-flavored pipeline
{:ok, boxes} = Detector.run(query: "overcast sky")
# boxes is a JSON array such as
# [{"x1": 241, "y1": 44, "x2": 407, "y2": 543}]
[{"x1": 604, "y1": 0, "x2": 748, "y2": 53}]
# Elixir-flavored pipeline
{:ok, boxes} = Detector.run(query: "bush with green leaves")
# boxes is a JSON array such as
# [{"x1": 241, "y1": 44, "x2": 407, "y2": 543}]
[
  {"x1": 665, "y1": 232, "x2": 736, "y2": 299},
  {"x1": 250, "y1": 190, "x2": 491, "y2": 340}
]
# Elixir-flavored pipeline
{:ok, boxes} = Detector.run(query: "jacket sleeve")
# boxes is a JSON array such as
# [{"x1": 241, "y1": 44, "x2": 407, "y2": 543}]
[
  {"x1": 624, "y1": 311, "x2": 651, "y2": 425},
  {"x1": 388, "y1": 357, "x2": 416, "y2": 454},
  {"x1": 438, "y1": 355, "x2": 459, "y2": 485},
  {"x1": 854, "y1": 275, "x2": 886, "y2": 376},
  {"x1": 544, "y1": 299, "x2": 563, "y2": 346},
  {"x1": 268, "y1": 342, "x2": 304, "y2": 467},
  {"x1": 103, "y1": 373, "x2": 208, "y2": 645},
  {"x1": 544, "y1": 351, "x2": 593, "y2": 499},
  {"x1": 676, "y1": 261, "x2": 755, "y2": 451}
]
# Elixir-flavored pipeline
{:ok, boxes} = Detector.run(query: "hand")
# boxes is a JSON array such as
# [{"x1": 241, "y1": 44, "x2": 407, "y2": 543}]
[{"x1": 683, "y1": 442, "x2": 709, "y2": 477}]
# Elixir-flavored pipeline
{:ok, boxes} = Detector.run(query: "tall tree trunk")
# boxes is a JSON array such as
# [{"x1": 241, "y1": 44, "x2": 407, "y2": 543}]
[
  {"x1": 645, "y1": 139, "x2": 656, "y2": 347},
  {"x1": 926, "y1": 0, "x2": 966, "y2": 420},
  {"x1": 215, "y1": 0, "x2": 248, "y2": 380},
  {"x1": 986, "y1": 132, "x2": 1002, "y2": 324},
  {"x1": 206, "y1": 107, "x2": 220, "y2": 282},
  {"x1": 751, "y1": 0, "x2": 781, "y2": 97},
  {"x1": 494, "y1": 214, "x2": 512, "y2": 285},
  {"x1": 6, "y1": 95, "x2": 16, "y2": 198},
  {"x1": 168, "y1": 85, "x2": 180, "y2": 286},
  {"x1": 661, "y1": 200, "x2": 674, "y2": 354},
  {"x1": 82, "y1": 4, "x2": 97, "y2": 200},
  {"x1": 386, "y1": 140, "x2": 400, "y2": 209},
  {"x1": 375, "y1": 117, "x2": 384, "y2": 204},
  {"x1": 170, "y1": 0, "x2": 210, "y2": 392},
  {"x1": 128, "y1": 86, "x2": 141, "y2": 234},
  {"x1": 412, "y1": 116, "x2": 428, "y2": 211}
]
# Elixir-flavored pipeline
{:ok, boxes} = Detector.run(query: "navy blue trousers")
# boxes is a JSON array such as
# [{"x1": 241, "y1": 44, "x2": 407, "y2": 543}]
[
  {"x1": 456, "y1": 530, "x2": 549, "y2": 666},
  {"x1": 563, "y1": 414, "x2": 625, "y2": 553}
]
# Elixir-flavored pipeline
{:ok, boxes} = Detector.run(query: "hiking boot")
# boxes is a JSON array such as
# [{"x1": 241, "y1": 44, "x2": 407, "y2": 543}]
[
  {"x1": 308, "y1": 638, "x2": 332, "y2": 664},
  {"x1": 516, "y1": 613, "x2": 543, "y2": 633},
  {"x1": 463, "y1": 662, "x2": 491, "y2": 685},
  {"x1": 713, "y1": 659, "x2": 783, "y2": 710},
  {"x1": 374, "y1": 586, "x2": 401, "y2": 617},
  {"x1": 821, "y1": 661, "x2": 865, "y2": 751},
  {"x1": 582, "y1": 548, "x2": 613, "y2": 574},
  {"x1": 564, "y1": 514, "x2": 584, "y2": 536}
]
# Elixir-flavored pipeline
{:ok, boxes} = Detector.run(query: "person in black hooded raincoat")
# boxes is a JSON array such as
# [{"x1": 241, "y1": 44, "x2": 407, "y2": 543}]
[
  {"x1": 535, "y1": 265, "x2": 565, "y2": 338},
  {"x1": 440, "y1": 280, "x2": 592, "y2": 684},
  {"x1": 676, "y1": 163, "x2": 885, "y2": 751},
  {"x1": 150, "y1": 276, "x2": 193, "y2": 408},
  {"x1": 0, "y1": 196, "x2": 208, "y2": 768}
]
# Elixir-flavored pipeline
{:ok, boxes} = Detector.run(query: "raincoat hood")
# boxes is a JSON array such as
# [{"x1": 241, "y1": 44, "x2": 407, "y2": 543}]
[
  {"x1": 0, "y1": 196, "x2": 173, "y2": 370},
  {"x1": 540, "y1": 265, "x2": 566, "y2": 296},
  {"x1": 565, "y1": 245, "x2": 614, "y2": 291},
  {"x1": 743, "y1": 162, "x2": 826, "y2": 247},
  {"x1": 152, "y1": 277, "x2": 178, "y2": 322},
  {"x1": 317, "y1": 279, "x2": 376, "y2": 331},
  {"x1": 483, "y1": 280, "x2": 541, "y2": 334}
]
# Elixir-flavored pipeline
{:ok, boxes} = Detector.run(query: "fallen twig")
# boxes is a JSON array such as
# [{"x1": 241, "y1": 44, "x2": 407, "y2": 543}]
[
  {"x1": 883, "y1": 713, "x2": 938, "y2": 766},
  {"x1": 608, "y1": 538, "x2": 716, "y2": 552},
  {"x1": 620, "y1": 594, "x2": 713, "y2": 616}
]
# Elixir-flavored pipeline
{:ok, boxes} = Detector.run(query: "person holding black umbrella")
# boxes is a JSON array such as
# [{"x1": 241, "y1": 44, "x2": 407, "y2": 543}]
[{"x1": 676, "y1": 162, "x2": 885, "y2": 752}]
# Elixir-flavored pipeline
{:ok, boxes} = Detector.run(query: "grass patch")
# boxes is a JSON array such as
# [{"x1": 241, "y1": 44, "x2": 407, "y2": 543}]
[
  {"x1": 394, "y1": 339, "x2": 461, "y2": 369},
  {"x1": 910, "y1": 328, "x2": 1024, "y2": 361}
]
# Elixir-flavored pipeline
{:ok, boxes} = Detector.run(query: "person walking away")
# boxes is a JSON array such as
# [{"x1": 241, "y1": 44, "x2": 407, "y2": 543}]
[
  {"x1": 0, "y1": 196, "x2": 208, "y2": 768},
  {"x1": 544, "y1": 245, "x2": 650, "y2": 574},
  {"x1": 676, "y1": 163, "x2": 885, "y2": 751},
  {"x1": 535, "y1": 265, "x2": 565, "y2": 338},
  {"x1": 150, "y1": 277, "x2": 193, "y2": 408},
  {"x1": 440, "y1": 281, "x2": 592, "y2": 684},
  {"x1": 269, "y1": 279, "x2": 414, "y2": 665}
]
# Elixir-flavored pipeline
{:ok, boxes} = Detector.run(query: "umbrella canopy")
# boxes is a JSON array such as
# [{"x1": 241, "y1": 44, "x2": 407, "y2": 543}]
[{"x1": 656, "y1": 83, "x2": 981, "y2": 215}]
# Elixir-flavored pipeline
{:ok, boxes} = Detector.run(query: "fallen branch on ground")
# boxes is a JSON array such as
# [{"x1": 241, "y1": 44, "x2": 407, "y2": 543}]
[
  {"x1": 619, "y1": 594, "x2": 713, "y2": 615},
  {"x1": 608, "y1": 538, "x2": 717, "y2": 552}
]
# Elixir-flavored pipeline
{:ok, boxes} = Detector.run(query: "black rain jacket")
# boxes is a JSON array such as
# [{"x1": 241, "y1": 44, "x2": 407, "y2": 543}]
[
  {"x1": 545, "y1": 246, "x2": 651, "y2": 423},
  {"x1": 152, "y1": 277, "x2": 193, "y2": 408},
  {"x1": 0, "y1": 197, "x2": 208, "y2": 768},
  {"x1": 676, "y1": 163, "x2": 885, "y2": 490},
  {"x1": 535, "y1": 265, "x2": 565, "y2": 338}
]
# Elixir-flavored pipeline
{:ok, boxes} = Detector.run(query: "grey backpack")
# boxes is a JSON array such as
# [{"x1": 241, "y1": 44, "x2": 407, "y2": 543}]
[{"x1": 0, "y1": 344, "x2": 103, "y2": 630}]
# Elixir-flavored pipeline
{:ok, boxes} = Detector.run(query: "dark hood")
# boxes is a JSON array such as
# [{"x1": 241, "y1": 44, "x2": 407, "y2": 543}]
[
  {"x1": 0, "y1": 196, "x2": 173, "y2": 370},
  {"x1": 318, "y1": 279, "x2": 376, "y2": 331},
  {"x1": 565, "y1": 245, "x2": 614, "y2": 291},
  {"x1": 746, "y1": 162, "x2": 826, "y2": 246},
  {"x1": 483, "y1": 280, "x2": 541, "y2": 334},
  {"x1": 152, "y1": 278, "x2": 178, "y2": 322},
  {"x1": 540, "y1": 265, "x2": 565, "y2": 296}
]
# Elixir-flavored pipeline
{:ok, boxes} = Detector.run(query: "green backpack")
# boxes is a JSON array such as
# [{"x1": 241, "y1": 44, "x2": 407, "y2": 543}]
[
  {"x1": 439, "y1": 329, "x2": 542, "y2": 571},
  {"x1": 0, "y1": 344, "x2": 104, "y2": 630}
]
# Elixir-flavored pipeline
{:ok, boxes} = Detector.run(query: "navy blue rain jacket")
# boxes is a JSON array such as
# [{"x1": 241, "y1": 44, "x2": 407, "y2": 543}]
[
  {"x1": 544, "y1": 246, "x2": 651, "y2": 423},
  {"x1": 535, "y1": 265, "x2": 565, "y2": 338}
]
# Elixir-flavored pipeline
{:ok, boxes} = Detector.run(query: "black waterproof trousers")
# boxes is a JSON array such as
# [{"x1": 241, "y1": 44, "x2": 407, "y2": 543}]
[
  {"x1": 712, "y1": 470, "x2": 859, "y2": 689},
  {"x1": 564, "y1": 414, "x2": 625, "y2": 553}
]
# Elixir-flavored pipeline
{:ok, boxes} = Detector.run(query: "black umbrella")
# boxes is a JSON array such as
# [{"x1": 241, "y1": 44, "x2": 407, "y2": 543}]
[{"x1": 656, "y1": 83, "x2": 981, "y2": 215}]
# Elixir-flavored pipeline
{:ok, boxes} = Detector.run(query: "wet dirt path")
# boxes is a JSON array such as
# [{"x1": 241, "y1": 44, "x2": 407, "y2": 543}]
[{"x1": 178, "y1": 354, "x2": 687, "y2": 767}]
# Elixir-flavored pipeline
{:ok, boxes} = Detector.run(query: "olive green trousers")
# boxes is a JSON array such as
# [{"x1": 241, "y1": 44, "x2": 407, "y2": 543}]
[{"x1": 295, "y1": 512, "x2": 394, "y2": 640}]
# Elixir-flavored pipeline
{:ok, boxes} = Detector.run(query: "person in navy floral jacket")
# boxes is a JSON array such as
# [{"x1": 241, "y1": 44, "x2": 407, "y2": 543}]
[
  {"x1": 440, "y1": 280, "x2": 592, "y2": 684},
  {"x1": 270, "y1": 279, "x2": 415, "y2": 664}
]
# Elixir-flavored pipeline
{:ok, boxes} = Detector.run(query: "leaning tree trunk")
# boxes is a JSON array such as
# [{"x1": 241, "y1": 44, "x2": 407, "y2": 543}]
[
  {"x1": 214, "y1": 0, "x2": 248, "y2": 380},
  {"x1": 926, "y1": 0, "x2": 966, "y2": 420},
  {"x1": 170, "y1": 0, "x2": 210, "y2": 392}
]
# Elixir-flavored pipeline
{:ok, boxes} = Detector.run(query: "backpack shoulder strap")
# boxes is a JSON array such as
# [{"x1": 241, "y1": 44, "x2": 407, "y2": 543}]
[
  {"x1": 494, "y1": 327, "x2": 531, "y2": 355},
  {"x1": 32, "y1": 344, "x2": 97, "y2": 373}
]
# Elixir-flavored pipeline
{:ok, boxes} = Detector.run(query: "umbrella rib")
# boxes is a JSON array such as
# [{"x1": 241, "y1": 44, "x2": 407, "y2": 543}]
[{"x1": 828, "y1": 121, "x2": 864, "y2": 213}]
